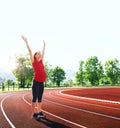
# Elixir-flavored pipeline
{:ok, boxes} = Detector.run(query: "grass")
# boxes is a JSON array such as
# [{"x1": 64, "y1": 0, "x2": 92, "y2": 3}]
[
  {"x1": 0, "y1": 85, "x2": 81, "y2": 92},
  {"x1": 0, "y1": 86, "x2": 31, "y2": 93},
  {"x1": 1, "y1": 85, "x2": 120, "y2": 93}
]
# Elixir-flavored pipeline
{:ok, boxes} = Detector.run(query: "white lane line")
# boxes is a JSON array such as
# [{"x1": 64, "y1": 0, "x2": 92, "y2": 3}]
[
  {"x1": 22, "y1": 94, "x2": 87, "y2": 128},
  {"x1": 48, "y1": 91, "x2": 120, "y2": 111},
  {"x1": 59, "y1": 90, "x2": 120, "y2": 104},
  {"x1": 43, "y1": 98, "x2": 120, "y2": 121},
  {"x1": 47, "y1": 91, "x2": 120, "y2": 120},
  {"x1": 0, "y1": 95, "x2": 16, "y2": 128}
]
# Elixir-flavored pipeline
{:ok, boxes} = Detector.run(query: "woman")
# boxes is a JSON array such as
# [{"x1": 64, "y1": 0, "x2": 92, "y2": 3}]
[{"x1": 21, "y1": 35, "x2": 46, "y2": 119}]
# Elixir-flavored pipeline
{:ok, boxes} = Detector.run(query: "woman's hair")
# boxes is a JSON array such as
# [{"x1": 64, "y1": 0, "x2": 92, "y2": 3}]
[{"x1": 34, "y1": 52, "x2": 38, "y2": 60}]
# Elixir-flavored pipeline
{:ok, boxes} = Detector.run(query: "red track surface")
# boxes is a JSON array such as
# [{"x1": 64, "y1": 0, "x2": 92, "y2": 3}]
[{"x1": 0, "y1": 87, "x2": 120, "y2": 128}]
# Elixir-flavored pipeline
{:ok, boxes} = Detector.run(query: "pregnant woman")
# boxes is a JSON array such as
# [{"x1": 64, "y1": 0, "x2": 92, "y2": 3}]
[{"x1": 21, "y1": 36, "x2": 46, "y2": 119}]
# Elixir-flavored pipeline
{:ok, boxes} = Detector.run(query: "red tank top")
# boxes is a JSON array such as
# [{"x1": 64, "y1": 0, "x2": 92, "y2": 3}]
[{"x1": 32, "y1": 60, "x2": 46, "y2": 82}]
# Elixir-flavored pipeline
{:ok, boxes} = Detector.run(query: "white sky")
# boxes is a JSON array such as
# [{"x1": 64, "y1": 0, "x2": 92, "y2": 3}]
[{"x1": 0, "y1": 0, "x2": 120, "y2": 72}]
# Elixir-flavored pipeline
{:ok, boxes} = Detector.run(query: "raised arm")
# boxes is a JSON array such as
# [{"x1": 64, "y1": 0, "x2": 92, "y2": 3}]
[
  {"x1": 21, "y1": 35, "x2": 34, "y2": 63},
  {"x1": 41, "y1": 40, "x2": 46, "y2": 61}
]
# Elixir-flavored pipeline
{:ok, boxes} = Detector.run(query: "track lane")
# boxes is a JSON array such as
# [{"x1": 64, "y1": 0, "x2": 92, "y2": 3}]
[
  {"x1": 61, "y1": 88, "x2": 120, "y2": 102},
  {"x1": 2, "y1": 91, "x2": 83, "y2": 128},
  {"x1": 44, "y1": 90, "x2": 120, "y2": 128},
  {"x1": 49, "y1": 90, "x2": 120, "y2": 118},
  {"x1": 23, "y1": 93, "x2": 86, "y2": 128},
  {"x1": 53, "y1": 89, "x2": 120, "y2": 109},
  {"x1": 48, "y1": 90, "x2": 120, "y2": 111},
  {"x1": 0, "y1": 88, "x2": 120, "y2": 128},
  {"x1": 24, "y1": 89, "x2": 120, "y2": 128},
  {"x1": 0, "y1": 93, "x2": 12, "y2": 128},
  {"x1": 2, "y1": 91, "x2": 53, "y2": 128},
  {"x1": 1, "y1": 94, "x2": 16, "y2": 128}
]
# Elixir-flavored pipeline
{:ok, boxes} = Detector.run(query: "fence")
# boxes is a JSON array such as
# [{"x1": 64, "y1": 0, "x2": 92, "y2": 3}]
[{"x1": 0, "y1": 84, "x2": 31, "y2": 92}]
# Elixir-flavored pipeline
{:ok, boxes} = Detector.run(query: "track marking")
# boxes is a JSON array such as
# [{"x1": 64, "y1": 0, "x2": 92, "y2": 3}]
[
  {"x1": 43, "y1": 98, "x2": 120, "y2": 120},
  {"x1": 59, "y1": 90, "x2": 120, "y2": 104},
  {"x1": 48, "y1": 91, "x2": 120, "y2": 111},
  {"x1": 0, "y1": 94, "x2": 16, "y2": 128},
  {"x1": 45, "y1": 91, "x2": 120, "y2": 120},
  {"x1": 23, "y1": 91, "x2": 120, "y2": 121},
  {"x1": 22, "y1": 94, "x2": 87, "y2": 128}
]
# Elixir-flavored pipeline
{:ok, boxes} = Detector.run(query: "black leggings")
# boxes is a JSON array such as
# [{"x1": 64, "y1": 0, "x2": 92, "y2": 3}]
[{"x1": 32, "y1": 80, "x2": 44, "y2": 102}]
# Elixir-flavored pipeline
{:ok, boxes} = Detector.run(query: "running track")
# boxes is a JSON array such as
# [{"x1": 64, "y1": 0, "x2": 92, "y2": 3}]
[{"x1": 0, "y1": 87, "x2": 120, "y2": 128}]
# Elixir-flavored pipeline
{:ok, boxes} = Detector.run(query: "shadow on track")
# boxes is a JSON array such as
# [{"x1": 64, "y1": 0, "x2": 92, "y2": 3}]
[{"x1": 36, "y1": 117, "x2": 71, "y2": 128}]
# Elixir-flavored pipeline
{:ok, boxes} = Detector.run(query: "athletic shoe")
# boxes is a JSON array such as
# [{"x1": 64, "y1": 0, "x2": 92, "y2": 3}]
[
  {"x1": 32, "y1": 113, "x2": 38, "y2": 119},
  {"x1": 37, "y1": 112, "x2": 46, "y2": 118}
]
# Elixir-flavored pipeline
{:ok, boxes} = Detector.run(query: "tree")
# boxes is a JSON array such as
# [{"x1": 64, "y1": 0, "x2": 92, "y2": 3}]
[
  {"x1": 104, "y1": 59, "x2": 120, "y2": 85},
  {"x1": 51, "y1": 66, "x2": 66, "y2": 87},
  {"x1": 25, "y1": 56, "x2": 33, "y2": 87},
  {"x1": 13, "y1": 54, "x2": 33, "y2": 88},
  {"x1": 84, "y1": 56, "x2": 103, "y2": 85},
  {"x1": 75, "y1": 60, "x2": 85, "y2": 85},
  {"x1": 44, "y1": 62, "x2": 53, "y2": 87},
  {"x1": 25, "y1": 67, "x2": 33, "y2": 87},
  {"x1": 4, "y1": 79, "x2": 14, "y2": 91},
  {"x1": 64, "y1": 78, "x2": 74, "y2": 87}
]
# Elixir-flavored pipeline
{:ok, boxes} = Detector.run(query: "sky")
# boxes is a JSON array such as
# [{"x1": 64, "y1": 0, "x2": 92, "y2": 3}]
[{"x1": 0, "y1": 0, "x2": 120, "y2": 72}]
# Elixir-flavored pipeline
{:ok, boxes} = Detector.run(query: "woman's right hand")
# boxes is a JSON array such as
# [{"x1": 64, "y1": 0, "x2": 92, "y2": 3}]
[{"x1": 21, "y1": 35, "x2": 27, "y2": 43}]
